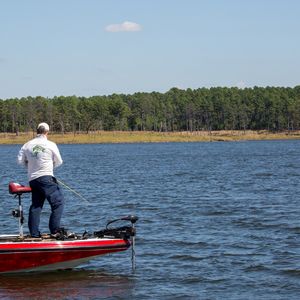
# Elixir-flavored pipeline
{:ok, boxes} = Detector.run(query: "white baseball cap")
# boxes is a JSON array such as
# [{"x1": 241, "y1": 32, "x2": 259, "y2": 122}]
[{"x1": 37, "y1": 122, "x2": 50, "y2": 132}]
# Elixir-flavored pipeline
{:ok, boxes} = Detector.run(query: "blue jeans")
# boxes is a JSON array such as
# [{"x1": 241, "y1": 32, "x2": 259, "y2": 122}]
[{"x1": 29, "y1": 176, "x2": 64, "y2": 237}]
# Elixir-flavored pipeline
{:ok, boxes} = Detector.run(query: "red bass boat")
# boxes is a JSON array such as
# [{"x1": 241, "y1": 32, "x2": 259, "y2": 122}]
[{"x1": 0, "y1": 182, "x2": 138, "y2": 273}]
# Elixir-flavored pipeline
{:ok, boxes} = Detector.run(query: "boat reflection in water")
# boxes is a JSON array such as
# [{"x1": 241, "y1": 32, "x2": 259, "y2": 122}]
[{"x1": 0, "y1": 269, "x2": 135, "y2": 299}]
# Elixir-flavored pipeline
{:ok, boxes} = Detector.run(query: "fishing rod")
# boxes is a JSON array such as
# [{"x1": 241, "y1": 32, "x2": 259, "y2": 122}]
[{"x1": 56, "y1": 179, "x2": 91, "y2": 205}]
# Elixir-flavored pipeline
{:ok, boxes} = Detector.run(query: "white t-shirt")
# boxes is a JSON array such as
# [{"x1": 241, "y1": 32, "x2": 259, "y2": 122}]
[{"x1": 17, "y1": 134, "x2": 63, "y2": 181}]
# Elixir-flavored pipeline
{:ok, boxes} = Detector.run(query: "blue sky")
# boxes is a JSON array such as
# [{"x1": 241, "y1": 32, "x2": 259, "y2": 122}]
[{"x1": 0, "y1": 0, "x2": 299, "y2": 99}]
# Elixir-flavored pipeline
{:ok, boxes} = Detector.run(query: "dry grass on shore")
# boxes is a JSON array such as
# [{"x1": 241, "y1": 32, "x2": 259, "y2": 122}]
[{"x1": 0, "y1": 130, "x2": 300, "y2": 145}]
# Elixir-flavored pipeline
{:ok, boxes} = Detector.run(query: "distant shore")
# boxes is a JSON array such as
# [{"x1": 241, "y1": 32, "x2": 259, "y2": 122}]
[{"x1": 0, "y1": 130, "x2": 300, "y2": 145}]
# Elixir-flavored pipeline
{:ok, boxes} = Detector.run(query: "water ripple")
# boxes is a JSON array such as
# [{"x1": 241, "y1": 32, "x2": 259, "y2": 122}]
[{"x1": 0, "y1": 141, "x2": 300, "y2": 299}]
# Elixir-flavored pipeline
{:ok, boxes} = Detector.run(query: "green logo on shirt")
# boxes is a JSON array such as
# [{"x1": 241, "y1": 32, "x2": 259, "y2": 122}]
[{"x1": 32, "y1": 145, "x2": 46, "y2": 157}]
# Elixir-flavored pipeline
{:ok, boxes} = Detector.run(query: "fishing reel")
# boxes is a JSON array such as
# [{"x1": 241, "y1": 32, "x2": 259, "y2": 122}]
[
  {"x1": 11, "y1": 208, "x2": 24, "y2": 226},
  {"x1": 12, "y1": 208, "x2": 22, "y2": 218}
]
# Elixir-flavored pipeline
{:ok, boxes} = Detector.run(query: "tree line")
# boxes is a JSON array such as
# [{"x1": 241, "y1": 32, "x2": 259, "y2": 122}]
[{"x1": 1, "y1": 86, "x2": 300, "y2": 134}]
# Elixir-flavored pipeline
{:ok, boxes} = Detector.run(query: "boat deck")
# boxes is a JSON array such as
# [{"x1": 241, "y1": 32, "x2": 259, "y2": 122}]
[{"x1": 0, "y1": 233, "x2": 86, "y2": 243}]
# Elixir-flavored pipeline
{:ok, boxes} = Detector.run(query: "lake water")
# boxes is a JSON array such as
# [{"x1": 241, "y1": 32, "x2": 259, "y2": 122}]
[{"x1": 0, "y1": 140, "x2": 299, "y2": 299}]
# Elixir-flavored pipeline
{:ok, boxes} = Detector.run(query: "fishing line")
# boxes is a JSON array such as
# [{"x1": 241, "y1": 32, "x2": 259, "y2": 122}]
[{"x1": 57, "y1": 179, "x2": 91, "y2": 205}]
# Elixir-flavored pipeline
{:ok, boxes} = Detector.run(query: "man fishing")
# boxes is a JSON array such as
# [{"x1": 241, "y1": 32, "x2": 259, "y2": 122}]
[{"x1": 17, "y1": 122, "x2": 64, "y2": 238}]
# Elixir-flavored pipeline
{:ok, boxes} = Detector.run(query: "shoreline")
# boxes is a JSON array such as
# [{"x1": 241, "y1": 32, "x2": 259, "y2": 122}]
[{"x1": 0, "y1": 130, "x2": 300, "y2": 145}]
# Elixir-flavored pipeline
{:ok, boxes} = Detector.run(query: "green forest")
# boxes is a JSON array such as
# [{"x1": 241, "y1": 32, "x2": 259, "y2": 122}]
[{"x1": 1, "y1": 86, "x2": 300, "y2": 134}]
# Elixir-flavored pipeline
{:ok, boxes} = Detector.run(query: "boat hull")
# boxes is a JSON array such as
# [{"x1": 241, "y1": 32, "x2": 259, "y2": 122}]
[{"x1": 0, "y1": 238, "x2": 130, "y2": 273}]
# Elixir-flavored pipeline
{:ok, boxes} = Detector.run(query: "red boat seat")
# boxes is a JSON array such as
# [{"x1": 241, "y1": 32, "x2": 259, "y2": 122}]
[{"x1": 9, "y1": 182, "x2": 32, "y2": 195}]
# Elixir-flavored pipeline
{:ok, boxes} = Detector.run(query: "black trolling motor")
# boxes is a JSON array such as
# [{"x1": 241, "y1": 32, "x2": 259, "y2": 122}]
[{"x1": 94, "y1": 215, "x2": 139, "y2": 270}]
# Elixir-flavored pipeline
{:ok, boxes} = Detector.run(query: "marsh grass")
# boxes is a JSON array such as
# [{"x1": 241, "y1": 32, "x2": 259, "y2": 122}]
[{"x1": 1, "y1": 130, "x2": 300, "y2": 145}]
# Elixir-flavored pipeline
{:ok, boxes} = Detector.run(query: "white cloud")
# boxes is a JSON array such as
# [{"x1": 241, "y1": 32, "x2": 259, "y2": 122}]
[{"x1": 105, "y1": 21, "x2": 142, "y2": 32}]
